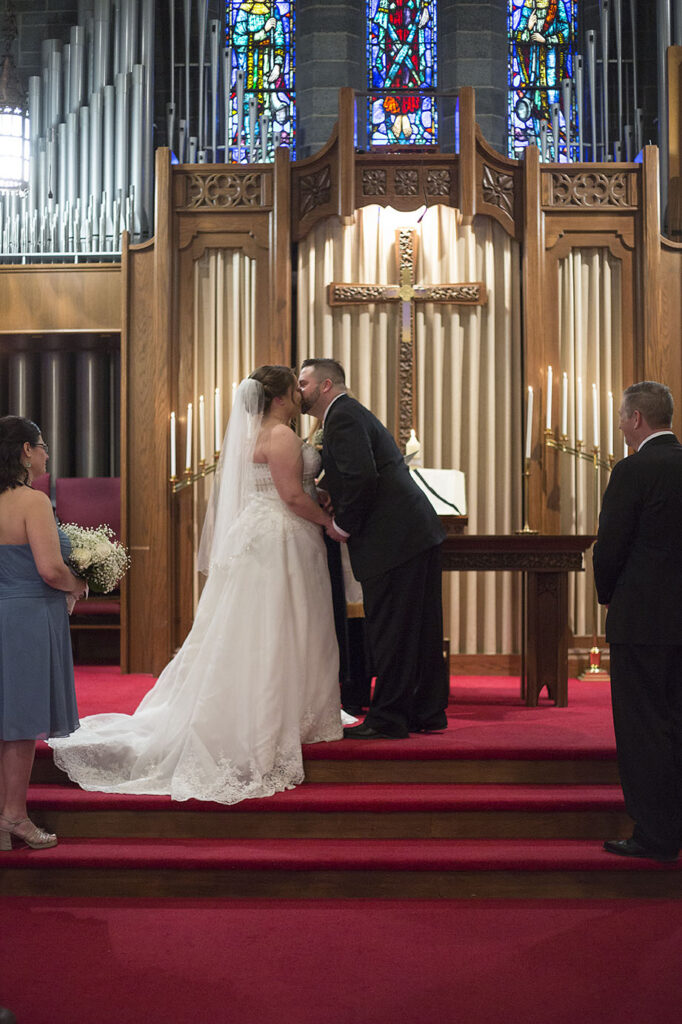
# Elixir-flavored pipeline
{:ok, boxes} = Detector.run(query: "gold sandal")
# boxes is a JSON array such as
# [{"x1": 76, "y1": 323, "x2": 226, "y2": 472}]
[{"x1": 0, "y1": 815, "x2": 57, "y2": 850}]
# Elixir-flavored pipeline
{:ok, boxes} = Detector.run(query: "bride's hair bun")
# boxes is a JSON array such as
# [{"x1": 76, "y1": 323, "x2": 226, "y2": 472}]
[{"x1": 249, "y1": 365, "x2": 297, "y2": 413}]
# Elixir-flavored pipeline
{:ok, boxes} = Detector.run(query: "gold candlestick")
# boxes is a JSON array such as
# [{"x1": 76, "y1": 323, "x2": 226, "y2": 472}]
[{"x1": 516, "y1": 457, "x2": 538, "y2": 535}]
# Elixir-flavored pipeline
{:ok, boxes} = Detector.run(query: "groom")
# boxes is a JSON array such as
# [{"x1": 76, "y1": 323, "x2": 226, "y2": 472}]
[{"x1": 298, "y1": 358, "x2": 449, "y2": 739}]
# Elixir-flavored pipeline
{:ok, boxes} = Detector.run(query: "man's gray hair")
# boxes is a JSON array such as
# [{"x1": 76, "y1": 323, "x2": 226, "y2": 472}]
[{"x1": 622, "y1": 381, "x2": 674, "y2": 428}]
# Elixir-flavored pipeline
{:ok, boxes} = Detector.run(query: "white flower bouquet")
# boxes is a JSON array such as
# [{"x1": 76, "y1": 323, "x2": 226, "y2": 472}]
[{"x1": 61, "y1": 523, "x2": 131, "y2": 594}]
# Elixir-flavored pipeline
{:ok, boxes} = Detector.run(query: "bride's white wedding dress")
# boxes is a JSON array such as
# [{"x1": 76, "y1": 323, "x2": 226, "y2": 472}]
[{"x1": 49, "y1": 443, "x2": 344, "y2": 803}]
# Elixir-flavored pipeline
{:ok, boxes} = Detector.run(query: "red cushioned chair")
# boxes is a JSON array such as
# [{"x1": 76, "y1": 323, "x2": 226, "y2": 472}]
[{"x1": 55, "y1": 477, "x2": 122, "y2": 660}]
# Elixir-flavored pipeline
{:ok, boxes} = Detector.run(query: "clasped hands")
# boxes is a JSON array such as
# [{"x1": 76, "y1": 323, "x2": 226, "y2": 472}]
[{"x1": 318, "y1": 488, "x2": 348, "y2": 543}]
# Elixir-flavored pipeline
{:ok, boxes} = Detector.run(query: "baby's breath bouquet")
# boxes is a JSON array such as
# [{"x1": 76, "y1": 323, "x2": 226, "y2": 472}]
[{"x1": 61, "y1": 523, "x2": 131, "y2": 594}]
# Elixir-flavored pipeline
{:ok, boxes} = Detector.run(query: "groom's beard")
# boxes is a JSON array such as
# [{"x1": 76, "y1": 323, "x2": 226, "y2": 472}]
[{"x1": 300, "y1": 386, "x2": 321, "y2": 415}]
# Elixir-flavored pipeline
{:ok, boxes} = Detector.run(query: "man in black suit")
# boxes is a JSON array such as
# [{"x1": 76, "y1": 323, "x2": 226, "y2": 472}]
[
  {"x1": 593, "y1": 380, "x2": 682, "y2": 862},
  {"x1": 298, "y1": 358, "x2": 449, "y2": 739}
]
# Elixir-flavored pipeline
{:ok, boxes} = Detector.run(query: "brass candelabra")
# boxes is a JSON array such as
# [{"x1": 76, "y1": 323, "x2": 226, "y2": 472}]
[
  {"x1": 544, "y1": 428, "x2": 613, "y2": 680},
  {"x1": 170, "y1": 456, "x2": 219, "y2": 493}
]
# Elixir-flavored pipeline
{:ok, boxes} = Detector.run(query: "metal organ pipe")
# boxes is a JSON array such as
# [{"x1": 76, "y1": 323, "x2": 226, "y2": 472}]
[
  {"x1": 197, "y1": 0, "x2": 208, "y2": 153},
  {"x1": 103, "y1": 84, "x2": 116, "y2": 223},
  {"x1": 657, "y1": 0, "x2": 671, "y2": 219},
  {"x1": 90, "y1": 90, "x2": 104, "y2": 204},
  {"x1": 93, "y1": 0, "x2": 112, "y2": 91},
  {"x1": 115, "y1": 71, "x2": 131, "y2": 208},
  {"x1": 600, "y1": 0, "x2": 610, "y2": 159},
  {"x1": 70, "y1": 27, "x2": 85, "y2": 112},
  {"x1": 0, "y1": 0, "x2": 157, "y2": 260},
  {"x1": 130, "y1": 65, "x2": 145, "y2": 236},
  {"x1": 140, "y1": 0, "x2": 155, "y2": 250}
]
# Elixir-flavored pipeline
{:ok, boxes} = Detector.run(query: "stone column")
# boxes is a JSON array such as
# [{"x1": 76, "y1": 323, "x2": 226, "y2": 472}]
[
  {"x1": 296, "y1": 0, "x2": 365, "y2": 158},
  {"x1": 440, "y1": 0, "x2": 508, "y2": 157}
]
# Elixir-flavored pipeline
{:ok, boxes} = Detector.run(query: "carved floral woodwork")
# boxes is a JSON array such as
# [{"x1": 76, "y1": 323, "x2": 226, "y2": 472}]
[
  {"x1": 362, "y1": 168, "x2": 387, "y2": 195},
  {"x1": 544, "y1": 169, "x2": 637, "y2": 208},
  {"x1": 426, "y1": 168, "x2": 452, "y2": 196},
  {"x1": 183, "y1": 171, "x2": 268, "y2": 210},
  {"x1": 359, "y1": 163, "x2": 455, "y2": 205},
  {"x1": 481, "y1": 164, "x2": 515, "y2": 218},
  {"x1": 298, "y1": 165, "x2": 332, "y2": 216}
]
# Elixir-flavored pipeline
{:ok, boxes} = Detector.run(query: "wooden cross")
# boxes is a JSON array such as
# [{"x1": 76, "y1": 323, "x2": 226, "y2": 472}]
[{"x1": 328, "y1": 228, "x2": 487, "y2": 451}]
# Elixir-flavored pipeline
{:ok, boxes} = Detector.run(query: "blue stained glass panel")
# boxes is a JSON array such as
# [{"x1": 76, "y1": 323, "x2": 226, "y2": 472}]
[
  {"x1": 508, "y1": 0, "x2": 577, "y2": 161},
  {"x1": 366, "y1": 0, "x2": 438, "y2": 147},
  {"x1": 226, "y1": 1, "x2": 295, "y2": 161}
]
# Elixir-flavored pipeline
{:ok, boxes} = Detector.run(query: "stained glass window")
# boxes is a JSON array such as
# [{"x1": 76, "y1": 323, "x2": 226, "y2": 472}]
[
  {"x1": 508, "y1": 1, "x2": 577, "y2": 161},
  {"x1": 226, "y1": 1, "x2": 295, "y2": 161},
  {"x1": 366, "y1": 0, "x2": 437, "y2": 148}
]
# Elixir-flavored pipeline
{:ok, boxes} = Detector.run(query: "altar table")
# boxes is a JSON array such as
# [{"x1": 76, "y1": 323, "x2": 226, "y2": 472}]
[{"x1": 441, "y1": 531, "x2": 597, "y2": 707}]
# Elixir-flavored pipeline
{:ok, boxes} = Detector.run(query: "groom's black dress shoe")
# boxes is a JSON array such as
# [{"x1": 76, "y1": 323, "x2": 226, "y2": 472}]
[
  {"x1": 603, "y1": 838, "x2": 678, "y2": 863},
  {"x1": 342, "y1": 706, "x2": 365, "y2": 717},
  {"x1": 343, "y1": 723, "x2": 407, "y2": 740},
  {"x1": 410, "y1": 713, "x2": 448, "y2": 733}
]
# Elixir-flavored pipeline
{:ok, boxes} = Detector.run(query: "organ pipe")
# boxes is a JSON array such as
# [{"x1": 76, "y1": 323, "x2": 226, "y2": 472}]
[{"x1": 1, "y1": 0, "x2": 153, "y2": 261}]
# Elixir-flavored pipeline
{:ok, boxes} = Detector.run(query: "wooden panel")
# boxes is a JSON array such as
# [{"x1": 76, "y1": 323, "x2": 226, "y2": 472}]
[
  {"x1": 355, "y1": 152, "x2": 458, "y2": 213},
  {"x1": 0, "y1": 264, "x2": 121, "y2": 333},
  {"x1": 122, "y1": 150, "x2": 175, "y2": 675},
  {"x1": 475, "y1": 129, "x2": 522, "y2": 240},
  {"x1": 658, "y1": 239, "x2": 682, "y2": 413}
]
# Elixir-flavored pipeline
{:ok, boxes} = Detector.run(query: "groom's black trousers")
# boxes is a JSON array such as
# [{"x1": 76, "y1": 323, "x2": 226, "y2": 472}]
[
  {"x1": 360, "y1": 543, "x2": 449, "y2": 736},
  {"x1": 324, "y1": 533, "x2": 372, "y2": 709}
]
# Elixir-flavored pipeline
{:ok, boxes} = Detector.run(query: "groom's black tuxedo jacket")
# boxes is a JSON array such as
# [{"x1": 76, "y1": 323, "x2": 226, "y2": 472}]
[
  {"x1": 322, "y1": 395, "x2": 445, "y2": 583},
  {"x1": 593, "y1": 433, "x2": 682, "y2": 645}
]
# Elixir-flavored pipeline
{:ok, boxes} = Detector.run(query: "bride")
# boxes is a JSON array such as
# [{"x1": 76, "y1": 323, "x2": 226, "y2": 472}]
[{"x1": 50, "y1": 366, "x2": 348, "y2": 804}]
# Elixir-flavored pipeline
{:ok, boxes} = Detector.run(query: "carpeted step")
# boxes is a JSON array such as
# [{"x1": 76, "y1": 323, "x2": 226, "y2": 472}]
[
  {"x1": 1, "y1": 838, "x2": 680, "y2": 900},
  {"x1": 35, "y1": 750, "x2": 620, "y2": 785},
  {"x1": 26, "y1": 781, "x2": 631, "y2": 840}
]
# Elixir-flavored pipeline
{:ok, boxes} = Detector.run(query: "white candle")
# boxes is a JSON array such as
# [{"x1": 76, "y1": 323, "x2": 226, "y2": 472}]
[
  {"x1": 607, "y1": 391, "x2": 614, "y2": 456},
  {"x1": 198, "y1": 394, "x2": 206, "y2": 462},
  {"x1": 185, "y1": 402, "x2": 193, "y2": 471},
  {"x1": 214, "y1": 387, "x2": 222, "y2": 453},
  {"x1": 170, "y1": 411, "x2": 176, "y2": 478},
  {"x1": 592, "y1": 383, "x2": 599, "y2": 448},
  {"x1": 576, "y1": 377, "x2": 584, "y2": 442},
  {"x1": 525, "y1": 386, "x2": 534, "y2": 459},
  {"x1": 545, "y1": 365, "x2": 553, "y2": 430},
  {"x1": 561, "y1": 372, "x2": 568, "y2": 436}
]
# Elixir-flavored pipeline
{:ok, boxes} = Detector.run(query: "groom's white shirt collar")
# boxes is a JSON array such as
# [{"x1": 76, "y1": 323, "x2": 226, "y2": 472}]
[{"x1": 323, "y1": 392, "x2": 347, "y2": 424}]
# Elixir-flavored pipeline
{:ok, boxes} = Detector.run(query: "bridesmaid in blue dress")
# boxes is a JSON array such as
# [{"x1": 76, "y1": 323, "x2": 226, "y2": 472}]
[{"x1": 0, "y1": 416, "x2": 86, "y2": 850}]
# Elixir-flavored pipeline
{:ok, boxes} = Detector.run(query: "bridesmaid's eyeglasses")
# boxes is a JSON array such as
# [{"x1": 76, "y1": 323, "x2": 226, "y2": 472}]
[{"x1": 32, "y1": 442, "x2": 49, "y2": 453}]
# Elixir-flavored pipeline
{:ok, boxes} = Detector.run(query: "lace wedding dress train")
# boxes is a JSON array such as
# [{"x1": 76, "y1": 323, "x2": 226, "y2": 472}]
[{"x1": 49, "y1": 445, "x2": 344, "y2": 804}]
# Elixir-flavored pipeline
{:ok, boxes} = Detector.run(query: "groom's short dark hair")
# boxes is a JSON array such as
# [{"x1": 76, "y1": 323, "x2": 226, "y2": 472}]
[{"x1": 300, "y1": 358, "x2": 346, "y2": 386}]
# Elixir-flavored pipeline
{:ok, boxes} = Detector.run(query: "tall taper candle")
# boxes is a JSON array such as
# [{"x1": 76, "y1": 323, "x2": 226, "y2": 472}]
[
  {"x1": 185, "y1": 402, "x2": 193, "y2": 471},
  {"x1": 214, "y1": 386, "x2": 222, "y2": 453},
  {"x1": 198, "y1": 394, "x2": 206, "y2": 462},
  {"x1": 577, "y1": 376, "x2": 584, "y2": 443},
  {"x1": 607, "y1": 391, "x2": 614, "y2": 456},
  {"x1": 561, "y1": 372, "x2": 568, "y2": 436},
  {"x1": 525, "y1": 386, "x2": 534, "y2": 459},
  {"x1": 546, "y1": 365, "x2": 553, "y2": 429},
  {"x1": 592, "y1": 383, "x2": 599, "y2": 448},
  {"x1": 170, "y1": 411, "x2": 176, "y2": 478}
]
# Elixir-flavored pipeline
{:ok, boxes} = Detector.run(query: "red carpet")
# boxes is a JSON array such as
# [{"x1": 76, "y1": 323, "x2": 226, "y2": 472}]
[
  {"x1": 35, "y1": 667, "x2": 618, "y2": 761},
  {"x1": 3, "y1": 897, "x2": 682, "y2": 1024}
]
